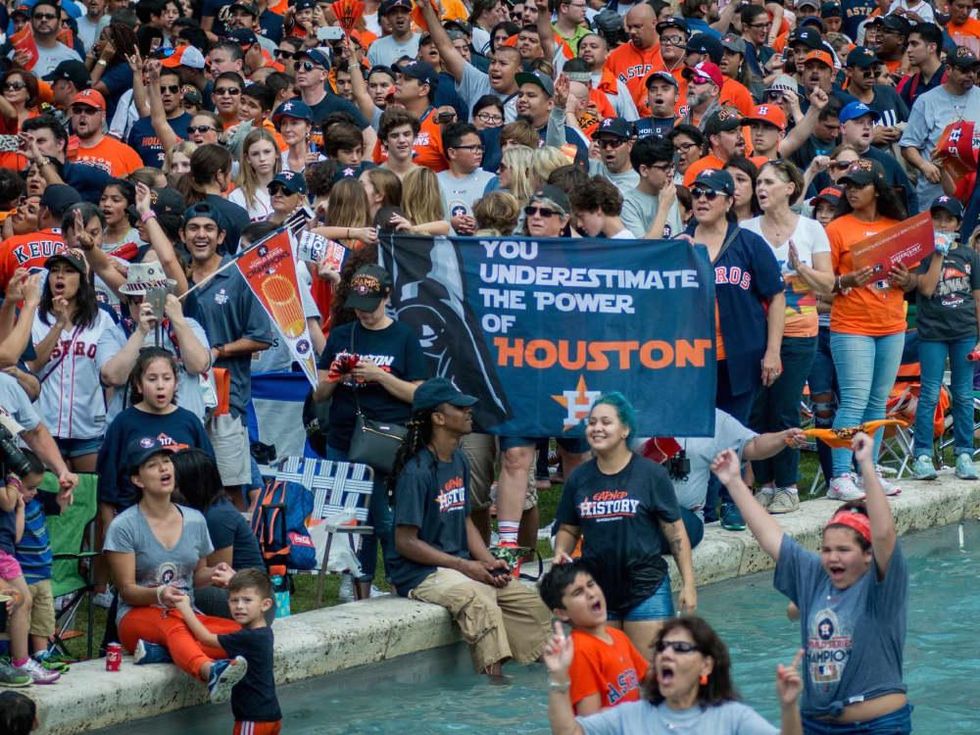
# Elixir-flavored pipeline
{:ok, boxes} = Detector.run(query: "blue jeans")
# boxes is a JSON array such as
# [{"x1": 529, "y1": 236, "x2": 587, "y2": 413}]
[
  {"x1": 914, "y1": 337, "x2": 976, "y2": 457},
  {"x1": 802, "y1": 703, "x2": 912, "y2": 734},
  {"x1": 750, "y1": 336, "x2": 817, "y2": 487},
  {"x1": 606, "y1": 574, "x2": 675, "y2": 622},
  {"x1": 808, "y1": 326, "x2": 838, "y2": 484},
  {"x1": 830, "y1": 332, "x2": 904, "y2": 477},
  {"x1": 326, "y1": 446, "x2": 392, "y2": 583}
]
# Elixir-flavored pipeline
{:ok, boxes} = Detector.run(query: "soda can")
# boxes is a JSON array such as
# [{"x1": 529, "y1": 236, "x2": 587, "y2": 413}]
[{"x1": 106, "y1": 642, "x2": 122, "y2": 672}]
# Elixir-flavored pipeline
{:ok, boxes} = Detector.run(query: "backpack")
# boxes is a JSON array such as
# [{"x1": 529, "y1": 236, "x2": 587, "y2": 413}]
[{"x1": 250, "y1": 479, "x2": 317, "y2": 570}]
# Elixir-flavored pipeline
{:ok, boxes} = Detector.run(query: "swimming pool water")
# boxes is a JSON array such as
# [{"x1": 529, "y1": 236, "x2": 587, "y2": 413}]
[{"x1": 93, "y1": 522, "x2": 980, "y2": 734}]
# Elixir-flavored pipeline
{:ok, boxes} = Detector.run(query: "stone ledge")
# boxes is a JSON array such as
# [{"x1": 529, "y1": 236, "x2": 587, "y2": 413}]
[{"x1": 30, "y1": 475, "x2": 980, "y2": 734}]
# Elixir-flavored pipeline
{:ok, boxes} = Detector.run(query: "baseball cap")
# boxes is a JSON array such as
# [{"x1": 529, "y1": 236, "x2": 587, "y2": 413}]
[
  {"x1": 949, "y1": 45, "x2": 980, "y2": 69},
  {"x1": 412, "y1": 377, "x2": 478, "y2": 412},
  {"x1": 344, "y1": 264, "x2": 393, "y2": 311},
  {"x1": 150, "y1": 187, "x2": 186, "y2": 217},
  {"x1": 272, "y1": 99, "x2": 313, "y2": 123},
  {"x1": 594, "y1": 117, "x2": 634, "y2": 139},
  {"x1": 380, "y1": 0, "x2": 411, "y2": 13},
  {"x1": 45, "y1": 247, "x2": 87, "y2": 275},
  {"x1": 693, "y1": 168, "x2": 735, "y2": 197},
  {"x1": 293, "y1": 0, "x2": 317, "y2": 9},
  {"x1": 183, "y1": 201, "x2": 227, "y2": 230},
  {"x1": 298, "y1": 47, "x2": 331, "y2": 69},
  {"x1": 846, "y1": 46, "x2": 877, "y2": 68},
  {"x1": 161, "y1": 45, "x2": 206, "y2": 70},
  {"x1": 528, "y1": 185, "x2": 571, "y2": 217},
  {"x1": 821, "y1": 1, "x2": 842, "y2": 18},
  {"x1": 515, "y1": 70, "x2": 554, "y2": 97},
  {"x1": 685, "y1": 34, "x2": 723, "y2": 64},
  {"x1": 788, "y1": 27, "x2": 823, "y2": 51},
  {"x1": 800, "y1": 16, "x2": 826, "y2": 32},
  {"x1": 332, "y1": 161, "x2": 374, "y2": 183},
  {"x1": 398, "y1": 59, "x2": 438, "y2": 88},
  {"x1": 70, "y1": 88, "x2": 106, "y2": 111},
  {"x1": 269, "y1": 170, "x2": 308, "y2": 196},
  {"x1": 229, "y1": 0, "x2": 259, "y2": 14},
  {"x1": 931, "y1": 195, "x2": 964, "y2": 220},
  {"x1": 40, "y1": 184, "x2": 82, "y2": 218},
  {"x1": 126, "y1": 436, "x2": 174, "y2": 475},
  {"x1": 879, "y1": 14, "x2": 911, "y2": 35},
  {"x1": 812, "y1": 186, "x2": 842, "y2": 208},
  {"x1": 225, "y1": 28, "x2": 259, "y2": 46},
  {"x1": 703, "y1": 107, "x2": 742, "y2": 136},
  {"x1": 802, "y1": 50, "x2": 834, "y2": 69},
  {"x1": 683, "y1": 60, "x2": 723, "y2": 88},
  {"x1": 656, "y1": 17, "x2": 688, "y2": 35},
  {"x1": 839, "y1": 158, "x2": 885, "y2": 187},
  {"x1": 720, "y1": 32, "x2": 746, "y2": 55},
  {"x1": 645, "y1": 70, "x2": 679, "y2": 89},
  {"x1": 797, "y1": 0, "x2": 820, "y2": 9},
  {"x1": 746, "y1": 103, "x2": 787, "y2": 131},
  {"x1": 839, "y1": 100, "x2": 881, "y2": 123},
  {"x1": 43, "y1": 60, "x2": 90, "y2": 89},
  {"x1": 10, "y1": 4, "x2": 30, "y2": 19}
]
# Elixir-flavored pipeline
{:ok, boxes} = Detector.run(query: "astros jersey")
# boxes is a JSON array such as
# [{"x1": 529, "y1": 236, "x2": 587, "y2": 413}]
[
  {"x1": 0, "y1": 228, "x2": 66, "y2": 292},
  {"x1": 72, "y1": 135, "x2": 143, "y2": 177},
  {"x1": 604, "y1": 42, "x2": 661, "y2": 114},
  {"x1": 372, "y1": 107, "x2": 448, "y2": 172},
  {"x1": 31, "y1": 309, "x2": 127, "y2": 440}
]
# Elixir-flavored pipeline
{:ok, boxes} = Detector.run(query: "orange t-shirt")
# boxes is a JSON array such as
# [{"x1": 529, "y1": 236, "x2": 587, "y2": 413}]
[
  {"x1": 372, "y1": 107, "x2": 447, "y2": 172},
  {"x1": 721, "y1": 78, "x2": 755, "y2": 117},
  {"x1": 826, "y1": 214, "x2": 907, "y2": 336},
  {"x1": 605, "y1": 42, "x2": 661, "y2": 114},
  {"x1": 0, "y1": 228, "x2": 66, "y2": 291},
  {"x1": 949, "y1": 19, "x2": 980, "y2": 55},
  {"x1": 73, "y1": 136, "x2": 143, "y2": 178},
  {"x1": 568, "y1": 627, "x2": 649, "y2": 712}
]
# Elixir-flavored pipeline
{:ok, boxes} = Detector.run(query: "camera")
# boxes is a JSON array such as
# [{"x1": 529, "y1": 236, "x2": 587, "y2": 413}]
[
  {"x1": 0, "y1": 423, "x2": 32, "y2": 478},
  {"x1": 666, "y1": 449, "x2": 690, "y2": 481}
]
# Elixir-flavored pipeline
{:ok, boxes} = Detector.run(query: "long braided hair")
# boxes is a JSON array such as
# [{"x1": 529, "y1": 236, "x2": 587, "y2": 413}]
[{"x1": 386, "y1": 408, "x2": 436, "y2": 503}]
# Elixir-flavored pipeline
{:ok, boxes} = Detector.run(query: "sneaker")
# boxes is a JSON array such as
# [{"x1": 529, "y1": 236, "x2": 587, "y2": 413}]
[
  {"x1": 858, "y1": 468, "x2": 901, "y2": 496},
  {"x1": 827, "y1": 475, "x2": 866, "y2": 501},
  {"x1": 955, "y1": 453, "x2": 978, "y2": 480},
  {"x1": 207, "y1": 656, "x2": 248, "y2": 703},
  {"x1": 0, "y1": 662, "x2": 31, "y2": 688},
  {"x1": 769, "y1": 488, "x2": 800, "y2": 514},
  {"x1": 338, "y1": 573, "x2": 355, "y2": 603},
  {"x1": 92, "y1": 590, "x2": 114, "y2": 609},
  {"x1": 493, "y1": 541, "x2": 524, "y2": 579},
  {"x1": 755, "y1": 485, "x2": 776, "y2": 509},
  {"x1": 14, "y1": 658, "x2": 59, "y2": 684},
  {"x1": 720, "y1": 503, "x2": 746, "y2": 531},
  {"x1": 134, "y1": 639, "x2": 172, "y2": 665},
  {"x1": 912, "y1": 455, "x2": 938, "y2": 481}
]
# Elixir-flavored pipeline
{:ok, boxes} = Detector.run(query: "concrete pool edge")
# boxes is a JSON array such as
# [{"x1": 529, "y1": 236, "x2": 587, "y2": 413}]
[{"x1": 31, "y1": 475, "x2": 980, "y2": 735}]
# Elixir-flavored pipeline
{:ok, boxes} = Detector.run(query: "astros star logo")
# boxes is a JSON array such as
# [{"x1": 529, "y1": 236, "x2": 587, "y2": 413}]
[{"x1": 552, "y1": 376, "x2": 601, "y2": 431}]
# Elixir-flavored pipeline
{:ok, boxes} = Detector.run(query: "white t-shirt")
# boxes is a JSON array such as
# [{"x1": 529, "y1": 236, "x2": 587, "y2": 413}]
[
  {"x1": 610, "y1": 229, "x2": 634, "y2": 239},
  {"x1": 109, "y1": 89, "x2": 140, "y2": 141},
  {"x1": 27, "y1": 43, "x2": 82, "y2": 77},
  {"x1": 229, "y1": 187, "x2": 273, "y2": 223}
]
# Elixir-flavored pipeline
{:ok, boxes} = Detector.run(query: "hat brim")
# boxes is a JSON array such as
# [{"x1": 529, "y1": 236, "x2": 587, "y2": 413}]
[
  {"x1": 44, "y1": 253, "x2": 85, "y2": 273},
  {"x1": 839, "y1": 173, "x2": 875, "y2": 186},
  {"x1": 119, "y1": 278, "x2": 178, "y2": 297},
  {"x1": 345, "y1": 293, "x2": 385, "y2": 311},
  {"x1": 842, "y1": 110, "x2": 880, "y2": 123},
  {"x1": 128, "y1": 447, "x2": 174, "y2": 475},
  {"x1": 745, "y1": 116, "x2": 783, "y2": 130},
  {"x1": 515, "y1": 72, "x2": 553, "y2": 96},
  {"x1": 447, "y1": 394, "x2": 479, "y2": 408},
  {"x1": 930, "y1": 203, "x2": 963, "y2": 219}
]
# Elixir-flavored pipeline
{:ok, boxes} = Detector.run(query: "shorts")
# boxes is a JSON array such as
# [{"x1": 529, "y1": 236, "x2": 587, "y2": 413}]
[
  {"x1": 28, "y1": 579, "x2": 55, "y2": 637},
  {"x1": 490, "y1": 476, "x2": 538, "y2": 511},
  {"x1": 55, "y1": 436, "x2": 102, "y2": 458},
  {"x1": 208, "y1": 414, "x2": 252, "y2": 486},
  {"x1": 460, "y1": 433, "x2": 496, "y2": 511},
  {"x1": 498, "y1": 435, "x2": 590, "y2": 454},
  {"x1": 607, "y1": 575, "x2": 675, "y2": 622},
  {"x1": 234, "y1": 720, "x2": 282, "y2": 735},
  {"x1": 0, "y1": 550, "x2": 23, "y2": 581}
]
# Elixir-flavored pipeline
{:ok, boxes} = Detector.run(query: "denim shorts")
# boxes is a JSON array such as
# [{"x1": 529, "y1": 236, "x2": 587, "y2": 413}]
[
  {"x1": 55, "y1": 436, "x2": 102, "y2": 458},
  {"x1": 498, "y1": 435, "x2": 590, "y2": 453},
  {"x1": 802, "y1": 703, "x2": 912, "y2": 735},
  {"x1": 607, "y1": 575, "x2": 675, "y2": 622}
]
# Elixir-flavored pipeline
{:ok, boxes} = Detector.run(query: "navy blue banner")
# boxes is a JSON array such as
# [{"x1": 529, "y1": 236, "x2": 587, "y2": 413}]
[{"x1": 380, "y1": 235, "x2": 716, "y2": 438}]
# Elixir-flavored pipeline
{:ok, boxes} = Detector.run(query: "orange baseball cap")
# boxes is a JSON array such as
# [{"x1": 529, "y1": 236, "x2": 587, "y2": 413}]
[
  {"x1": 802, "y1": 50, "x2": 834, "y2": 69},
  {"x1": 746, "y1": 103, "x2": 787, "y2": 131},
  {"x1": 70, "y1": 89, "x2": 106, "y2": 111}
]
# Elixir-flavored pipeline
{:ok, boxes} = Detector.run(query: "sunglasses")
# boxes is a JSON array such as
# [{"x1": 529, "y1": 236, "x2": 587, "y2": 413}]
[
  {"x1": 189, "y1": 125, "x2": 216, "y2": 134},
  {"x1": 655, "y1": 640, "x2": 700, "y2": 654},
  {"x1": 3, "y1": 82, "x2": 26, "y2": 91},
  {"x1": 299, "y1": 60, "x2": 317, "y2": 72},
  {"x1": 161, "y1": 84, "x2": 181, "y2": 94},
  {"x1": 524, "y1": 205, "x2": 560, "y2": 218},
  {"x1": 214, "y1": 87, "x2": 241, "y2": 96},
  {"x1": 268, "y1": 185, "x2": 293, "y2": 195},
  {"x1": 71, "y1": 106, "x2": 100, "y2": 115},
  {"x1": 597, "y1": 138, "x2": 626, "y2": 149},
  {"x1": 691, "y1": 186, "x2": 724, "y2": 201},
  {"x1": 830, "y1": 161, "x2": 855, "y2": 171}
]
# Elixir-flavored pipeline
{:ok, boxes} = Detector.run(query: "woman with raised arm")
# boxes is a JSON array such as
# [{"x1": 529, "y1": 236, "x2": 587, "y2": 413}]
[{"x1": 711, "y1": 432, "x2": 911, "y2": 734}]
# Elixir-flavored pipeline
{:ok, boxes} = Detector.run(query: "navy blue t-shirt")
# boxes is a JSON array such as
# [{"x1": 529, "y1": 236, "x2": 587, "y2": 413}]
[
  {"x1": 317, "y1": 319, "x2": 427, "y2": 452},
  {"x1": 259, "y1": 9, "x2": 283, "y2": 44},
  {"x1": 217, "y1": 626, "x2": 282, "y2": 723},
  {"x1": 205, "y1": 194, "x2": 251, "y2": 254},
  {"x1": 205, "y1": 496, "x2": 265, "y2": 571},
  {"x1": 0, "y1": 508, "x2": 15, "y2": 554},
  {"x1": 128, "y1": 113, "x2": 191, "y2": 167},
  {"x1": 99, "y1": 62, "x2": 133, "y2": 120},
  {"x1": 635, "y1": 116, "x2": 676, "y2": 140}
]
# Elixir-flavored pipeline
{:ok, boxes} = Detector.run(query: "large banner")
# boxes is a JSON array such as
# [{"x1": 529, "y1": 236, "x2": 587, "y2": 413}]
[{"x1": 380, "y1": 235, "x2": 717, "y2": 438}]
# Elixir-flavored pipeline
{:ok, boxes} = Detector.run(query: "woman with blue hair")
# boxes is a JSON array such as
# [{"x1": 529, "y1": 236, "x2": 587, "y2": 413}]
[{"x1": 552, "y1": 392, "x2": 697, "y2": 653}]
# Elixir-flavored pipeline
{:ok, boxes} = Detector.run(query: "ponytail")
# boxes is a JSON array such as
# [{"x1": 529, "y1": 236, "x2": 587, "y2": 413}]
[{"x1": 386, "y1": 408, "x2": 435, "y2": 502}]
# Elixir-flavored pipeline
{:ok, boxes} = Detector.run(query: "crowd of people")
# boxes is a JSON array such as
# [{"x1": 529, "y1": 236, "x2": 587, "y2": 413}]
[{"x1": 0, "y1": 0, "x2": 970, "y2": 731}]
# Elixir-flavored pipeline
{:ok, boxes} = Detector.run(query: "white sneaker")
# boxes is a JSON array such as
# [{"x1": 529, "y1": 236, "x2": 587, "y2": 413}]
[
  {"x1": 756, "y1": 485, "x2": 776, "y2": 509},
  {"x1": 827, "y1": 475, "x2": 866, "y2": 501},
  {"x1": 15, "y1": 658, "x2": 60, "y2": 684},
  {"x1": 338, "y1": 573, "x2": 355, "y2": 603},
  {"x1": 92, "y1": 590, "x2": 114, "y2": 609},
  {"x1": 857, "y1": 468, "x2": 902, "y2": 496}
]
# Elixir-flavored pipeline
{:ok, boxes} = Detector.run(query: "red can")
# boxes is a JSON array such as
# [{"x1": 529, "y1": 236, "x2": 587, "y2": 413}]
[{"x1": 106, "y1": 642, "x2": 122, "y2": 672}]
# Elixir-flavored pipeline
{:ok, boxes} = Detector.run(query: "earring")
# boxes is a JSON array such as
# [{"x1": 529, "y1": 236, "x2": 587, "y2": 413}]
[{"x1": 699, "y1": 674, "x2": 709, "y2": 686}]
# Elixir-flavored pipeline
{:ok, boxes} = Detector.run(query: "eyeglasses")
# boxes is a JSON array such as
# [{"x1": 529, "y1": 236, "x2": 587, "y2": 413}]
[
  {"x1": 33, "y1": 12, "x2": 58, "y2": 20},
  {"x1": 189, "y1": 125, "x2": 216, "y2": 134},
  {"x1": 748, "y1": 21, "x2": 771, "y2": 29},
  {"x1": 655, "y1": 640, "x2": 700, "y2": 654},
  {"x1": 661, "y1": 35, "x2": 686, "y2": 46},
  {"x1": 161, "y1": 84, "x2": 181, "y2": 94},
  {"x1": 691, "y1": 186, "x2": 724, "y2": 201},
  {"x1": 597, "y1": 138, "x2": 626, "y2": 149},
  {"x1": 452, "y1": 144, "x2": 485, "y2": 152},
  {"x1": 3, "y1": 82, "x2": 26, "y2": 91},
  {"x1": 214, "y1": 87, "x2": 241, "y2": 95},
  {"x1": 674, "y1": 141, "x2": 698, "y2": 152},
  {"x1": 525, "y1": 205, "x2": 560, "y2": 218},
  {"x1": 650, "y1": 162, "x2": 673, "y2": 172},
  {"x1": 476, "y1": 112, "x2": 503, "y2": 124}
]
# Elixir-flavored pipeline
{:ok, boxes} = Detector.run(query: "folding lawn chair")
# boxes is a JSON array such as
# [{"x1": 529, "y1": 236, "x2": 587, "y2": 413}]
[
  {"x1": 40, "y1": 472, "x2": 99, "y2": 659},
  {"x1": 269, "y1": 456, "x2": 374, "y2": 606}
]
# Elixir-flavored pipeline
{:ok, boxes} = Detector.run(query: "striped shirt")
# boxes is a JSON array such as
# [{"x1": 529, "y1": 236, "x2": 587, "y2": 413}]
[{"x1": 15, "y1": 499, "x2": 52, "y2": 585}]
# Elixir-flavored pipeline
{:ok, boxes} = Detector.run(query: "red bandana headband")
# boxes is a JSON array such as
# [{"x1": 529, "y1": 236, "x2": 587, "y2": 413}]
[{"x1": 826, "y1": 509, "x2": 871, "y2": 543}]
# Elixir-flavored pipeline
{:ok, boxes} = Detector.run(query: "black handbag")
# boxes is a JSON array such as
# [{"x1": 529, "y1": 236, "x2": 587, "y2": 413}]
[{"x1": 345, "y1": 323, "x2": 407, "y2": 474}]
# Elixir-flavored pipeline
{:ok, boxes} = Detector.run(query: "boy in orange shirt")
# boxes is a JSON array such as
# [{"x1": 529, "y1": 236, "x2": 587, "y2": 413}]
[{"x1": 539, "y1": 561, "x2": 649, "y2": 715}]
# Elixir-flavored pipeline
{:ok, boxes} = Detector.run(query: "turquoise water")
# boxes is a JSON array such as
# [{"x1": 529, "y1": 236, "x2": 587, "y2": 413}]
[{"x1": 94, "y1": 522, "x2": 980, "y2": 734}]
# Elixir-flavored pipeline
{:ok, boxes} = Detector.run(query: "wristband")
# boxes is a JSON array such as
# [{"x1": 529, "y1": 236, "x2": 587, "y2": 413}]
[
  {"x1": 156, "y1": 585, "x2": 165, "y2": 604},
  {"x1": 547, "y1": 679, "x2": 571, "y2": 693},
  {"x1": 140, "y1": 209, "x2": 157, "y2": 224},
  {"x1": 97, "y1": 59, "x2": 108, "y2": 66}
]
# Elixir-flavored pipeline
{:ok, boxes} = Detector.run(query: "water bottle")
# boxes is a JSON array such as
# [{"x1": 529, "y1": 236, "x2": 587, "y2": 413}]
[{"x1": 270, "y1": 565, "x2": 291, "y2": 618}]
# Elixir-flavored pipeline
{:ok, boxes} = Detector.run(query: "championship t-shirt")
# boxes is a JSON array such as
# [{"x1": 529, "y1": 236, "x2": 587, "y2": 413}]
[
  {"x1": 388, "y1": 448, "x2": 471, "y2": 596},
  {"x1": 915, "y1": 246, "x2": 980, "y2": 342},
  {"x1": 568, "y1": 627, "x2": 649, "y2": 711},
  {"x1": 128, "y1": 113, "x2": 192, "y2": 167},
  {"x1": 73, "y1": 135, "x2": 143, "y2": 178},
  {"x1": 555, "y1": 455, "x2": 681, "y2": 615}
]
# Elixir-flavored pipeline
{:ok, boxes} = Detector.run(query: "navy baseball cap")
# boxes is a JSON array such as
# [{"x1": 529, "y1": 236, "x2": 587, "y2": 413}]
[
  {"x1": 40, "y1": 184, "x2": 82, "y2": 217},
  {"x1": 413, "y1": 377, "x2": 478, "y2": 412},
  {"x1": 126, "y1": 436, "x2": 174, "y2": 475},
  {"x1": 949, "y1": 45, "x2": 980, "y2": 69},
  {"x1": 594, "y1": 117, "x2": 635, "y2": 139},
  {"x1": 45, "y1": 248, "x2": 87, "y2": 275},
  {"x1": 788, "y1": 27, "x2": 823, "y2": 50},
  {"x1": 225, "y1": 28, "x2": 259, "y2": 46},
  {"x1": 150, "y1": 187, "x2": 185, "y2": 217},
  {"x1": 879, "y1": 14, "x2": 911, "y2": 35},
  {"x1": 345, "y1": 264, "x2": 393, "y2": 311},
  {"x1": 656, "y1": 17, "x2": 688, "y2": 36},
  {"x1": 839, "y1": 158, "x2": 886, "y2": 187},
  {"x1": 270, "y1": 170, "x2": 308, "y2": 196},
  {"x1": 931, "y1": 195, "x2": 964, "y2": 219},
  {"x1": 846, "y1": 46, "x2": 878, "y2": 69},
  {"x1": 43, "y1": 60, "x2": 90, "y2": 88},
  {"x1": 229, "y1": 0, "x2": 259, "y2": 14},
  {"x1": 821, "y1": 1, "x2": 842, "y2": 18},
  {"x1": 693, "y1": 169, "x2": 735, "y2": 197},
  {"x1": 515, "y1": 70, "x2": 554, "y2": 97},
  {"x1": 380, "y1": 0, "x2": 411, "y2": 13},
  {"x1": 645, "y1": 70, "x2": 679, "y2": 89},
  {"x1": 183, "y1": 201, "x2": 227, "y2": 230},
  {"x1": 397, "y1": 59, "x2": 438, "y2": 88},
  {"x1": 685, "y1": 34, "x2": 723, "y2": 64},
  {"x1": 720, "y1": 32, "x2": 746, "y2": 55},
  {"x1": 298, "y1": 47, "x2": 331, "y2": 69},
  {"x1": 839, "y1": 101, "x2": 880, "y2": 124},
  {"x1": 272, "y1": 99, "x2": 313, "y2": 123},
  {"x1": 293, "y1": 0, "x2": 316, "y2": 9}
]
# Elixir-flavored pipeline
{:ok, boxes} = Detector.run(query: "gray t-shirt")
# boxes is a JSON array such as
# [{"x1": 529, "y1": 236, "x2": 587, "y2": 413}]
[
  {"x1": 103, "y1": 503, "x2": 214, "y2": 625},
  {"x1": 456, "y1": 62, "x2": 518, "y2": 122},
  {"x1": 774, "y1": 535, "x2": 908, "y2": 719},
  {"x1": 0, "y1": 372, "x2": 41, "y2": 432},
  {"x1": 438, "y1": 168, "x2": 496, "y2": 224},
  {"x1": 367, "y1": 33, "x2": 421, "y2": 67},
  {"x1": 588, "y1": 159, "x2": 640, "y2": 190},
  {"x1": 621, "y1": 188, "x2": 683, "y2": 239},
  {"x1": 578, "y1": 699, "x2": 778, "y2": 735}
]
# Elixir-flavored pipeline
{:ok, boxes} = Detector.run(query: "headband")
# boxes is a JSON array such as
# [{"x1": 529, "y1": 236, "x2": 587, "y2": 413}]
[{"x1": 826, "y1": 509, "x2": 871, "y2": 543}]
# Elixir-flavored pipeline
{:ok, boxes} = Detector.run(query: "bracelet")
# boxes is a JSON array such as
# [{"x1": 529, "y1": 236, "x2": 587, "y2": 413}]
[
  {"x1": 96, "y1": 59, "x2": 108, "y2": 66},
  {"x1": 547, "y1": 679, "x2": 571, "y2": 693},
  {"x1": 833, "y1": 275, "x2": 842, "y2": 293},
  {"x1": 140, "y1": 209, "x2": 157, "y2": 224},
  {"x1": 156, "y1": 585, "x2": 165, "y2": 604}
]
